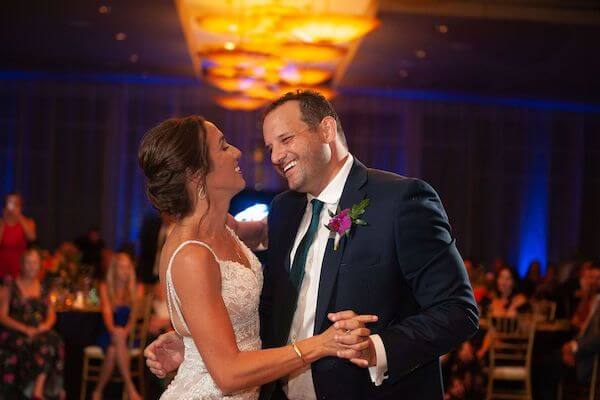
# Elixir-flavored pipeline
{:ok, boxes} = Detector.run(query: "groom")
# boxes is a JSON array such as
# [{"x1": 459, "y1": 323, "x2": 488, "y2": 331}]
[{"x1": 145, "y1": 90, "x2": 478, "y2": 399}]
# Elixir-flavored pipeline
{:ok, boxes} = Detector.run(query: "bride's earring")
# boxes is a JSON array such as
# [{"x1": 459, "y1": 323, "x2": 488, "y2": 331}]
[{"x1": 198, "y1": 185, "x2": 207, "y2": 200}]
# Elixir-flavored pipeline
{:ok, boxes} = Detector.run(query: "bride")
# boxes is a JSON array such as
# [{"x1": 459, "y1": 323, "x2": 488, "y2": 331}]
[{"x1": 138, "y1": 115, "x2": 376, "y2": 399}]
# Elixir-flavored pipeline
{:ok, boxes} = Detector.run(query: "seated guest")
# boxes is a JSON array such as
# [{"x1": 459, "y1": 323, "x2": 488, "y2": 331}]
[
  {"x1": 534, "y1": 262, "x2": 558, "y2": 301},
  {"x1": 570, "y1": 262, "x2": 600, "y2": 330},
  {"x1": 0, "y1": 193, "x2": 36, "y2": 281},
  {"x1": 92, "y1": 252, "x2": 144, "y2": 400},
  {"x1": 563, "y1": 288, "x2": 600, "y2": 385},
  {"x1": 444, "y1": 376, "x2": 467, "y2": 400},
  {"x1": 535, "y1": 263, "x2": 600, "y2": 399},
  {"x1": 485, "y1": 266, "x2": 530, "y2": 317},
  {"x1": 138, "y1": 211, "x2": 174, "y2": 285},
  {"x1": 443, "y1": 341, "x2": 485, "y2": 400},
  {"x1": 557, "y1": 261, "x2": 593, "y2": 319},
  {"x1": 74, "y1": 226, "x2": 105, "y2": 278},
  {"x1": 521, "y1": 260, "x2": 542, "y2": 298},
  {"x1": 477, "y1": 267, "x2": 530, "y2": 360},
  {"x1": 464, "y1": 258, "x2": 488, "y2": 306},
  {"x1": 0, "y1": 248, "x2": 64, "y2": 399}
]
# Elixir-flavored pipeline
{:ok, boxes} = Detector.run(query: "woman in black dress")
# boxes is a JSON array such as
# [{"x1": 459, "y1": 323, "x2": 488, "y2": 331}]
[{"x1": 0, "y1": 248, "x2": 64, "y2": 399}]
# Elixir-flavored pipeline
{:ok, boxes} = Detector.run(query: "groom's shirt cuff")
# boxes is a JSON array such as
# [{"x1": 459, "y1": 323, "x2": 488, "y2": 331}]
[{"x1": 368, "y1": 334, "x2": 388, "y2": 386}]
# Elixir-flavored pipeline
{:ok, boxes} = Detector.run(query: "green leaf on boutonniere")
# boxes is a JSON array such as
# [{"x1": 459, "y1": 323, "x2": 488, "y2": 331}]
[
  {"x1": 349, "y1": 199, "x2": 370, "y2": 219},
  {"x1": 355, "y1": 219, "x2": 367, "y2": 226},
  {"x1": 357, "y1": 198, "x2": 370, "y2": 209}
]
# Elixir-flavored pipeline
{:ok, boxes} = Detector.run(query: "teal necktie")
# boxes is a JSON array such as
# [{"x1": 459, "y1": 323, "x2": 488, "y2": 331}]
[
  {"x1": 278, "y1": 199, "x2": 324, "y2": 344},
  {"x1": 289, "y1": 199, "x2": 324, "y2": 294}
]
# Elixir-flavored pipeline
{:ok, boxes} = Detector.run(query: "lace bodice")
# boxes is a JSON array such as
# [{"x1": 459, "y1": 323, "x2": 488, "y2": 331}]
[{"x1": 161, "y1": 228, "x2": 263, "y2": 399}]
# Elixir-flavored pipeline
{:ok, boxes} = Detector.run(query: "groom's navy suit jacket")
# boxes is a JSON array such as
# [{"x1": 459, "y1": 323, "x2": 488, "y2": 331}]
[{"x1": 259, "y1": 159, "x2": 479, "y2": 400}]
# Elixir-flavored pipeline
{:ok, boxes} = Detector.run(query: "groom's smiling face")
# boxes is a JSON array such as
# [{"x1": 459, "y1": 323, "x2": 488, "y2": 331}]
[{"x1": 263, "y1": 100, "x2": 331, "y2": 195}]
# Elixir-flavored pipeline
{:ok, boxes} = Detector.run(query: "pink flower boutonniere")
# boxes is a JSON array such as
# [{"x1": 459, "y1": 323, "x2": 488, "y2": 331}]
[{"x1": 325, "y1": 198, "x2": 369, "y2": 250}]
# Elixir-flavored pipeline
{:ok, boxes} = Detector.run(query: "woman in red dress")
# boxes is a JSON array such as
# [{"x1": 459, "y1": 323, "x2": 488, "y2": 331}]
[{"x1": 0, "y1": 193, "x2": 37, "y2": 280}]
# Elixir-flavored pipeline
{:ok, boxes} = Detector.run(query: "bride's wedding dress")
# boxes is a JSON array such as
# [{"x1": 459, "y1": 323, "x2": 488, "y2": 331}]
[{"x1": 160, "y1": 227, "x2": 263, "y2": 399}]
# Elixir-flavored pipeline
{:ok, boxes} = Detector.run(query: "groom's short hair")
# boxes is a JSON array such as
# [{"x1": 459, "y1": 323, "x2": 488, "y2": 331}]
[{"x1": 263, "y1": 90, "x2": 348, "y2": 148}]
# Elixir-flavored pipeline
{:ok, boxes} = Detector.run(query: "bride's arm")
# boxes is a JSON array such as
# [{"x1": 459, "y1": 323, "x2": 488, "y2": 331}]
[{"x1": 172, "y1": 245, "x2": 369, "y2": 394}]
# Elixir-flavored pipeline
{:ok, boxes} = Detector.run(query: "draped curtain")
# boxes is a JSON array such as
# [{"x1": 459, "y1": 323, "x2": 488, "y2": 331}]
[{"x1": 1, "y1": 77, "x2": 598, "y2": 272}]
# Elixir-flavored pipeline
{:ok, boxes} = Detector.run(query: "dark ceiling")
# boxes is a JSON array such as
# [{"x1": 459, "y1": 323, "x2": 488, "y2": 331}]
[{"x1": 3, "y1": 0, "x2": 600, "y2": 103}]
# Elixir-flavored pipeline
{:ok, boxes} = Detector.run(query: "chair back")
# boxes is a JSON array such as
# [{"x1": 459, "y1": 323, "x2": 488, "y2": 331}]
[
  {"x1": 488, "y1": 316, "x2": 536, "y2": 372},
  {"x1": 532, "y1": 300, "x2": 557, "y2": 321}
]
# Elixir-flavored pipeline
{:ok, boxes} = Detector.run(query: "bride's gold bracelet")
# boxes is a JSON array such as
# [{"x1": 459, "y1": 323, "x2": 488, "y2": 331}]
[{"x1": 291, "y1": 341, "x2": 306, "y2": 365}]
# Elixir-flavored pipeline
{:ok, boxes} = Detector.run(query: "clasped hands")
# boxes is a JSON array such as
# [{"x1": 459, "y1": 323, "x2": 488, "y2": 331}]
[
  {"x1": 22, "y1": 324, "x2": 51, "y2": 339},
  {"x1": 322, "y1": 310, "x2": 378, "y2": 368},
  {"x1": 144, "y1": 310, "x2": 378, "y2": 378}
]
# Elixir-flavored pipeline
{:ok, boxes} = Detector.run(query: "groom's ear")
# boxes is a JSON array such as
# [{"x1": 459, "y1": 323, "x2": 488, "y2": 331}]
[{"x1": 320, "y1": 116, "x2": 338, "y2": 144}]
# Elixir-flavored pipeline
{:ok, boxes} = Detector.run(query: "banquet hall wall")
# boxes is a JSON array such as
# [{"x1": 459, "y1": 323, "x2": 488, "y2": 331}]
[{"x1": 1, "y1": 77, "x2": 598, "y2": 270}]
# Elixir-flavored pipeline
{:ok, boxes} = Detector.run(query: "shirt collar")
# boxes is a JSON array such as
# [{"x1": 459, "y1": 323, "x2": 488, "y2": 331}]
[{"x1": 307, "y1": 154, "x2": 354, "y2": 206}]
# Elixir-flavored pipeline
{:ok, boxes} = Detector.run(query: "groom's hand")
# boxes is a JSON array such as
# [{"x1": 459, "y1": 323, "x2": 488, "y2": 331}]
[
  {"x1": 328, "y1": 310, "x2": 378, "y2": 368},
  {"x1": 144, "y1": 331, "x2": 185, "y2": 378}
]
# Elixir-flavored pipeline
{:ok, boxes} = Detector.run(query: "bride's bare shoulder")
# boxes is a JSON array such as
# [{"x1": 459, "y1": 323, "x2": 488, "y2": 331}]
[{"x1": 169, "y1": 242, "x2": 221, "y2": 290}]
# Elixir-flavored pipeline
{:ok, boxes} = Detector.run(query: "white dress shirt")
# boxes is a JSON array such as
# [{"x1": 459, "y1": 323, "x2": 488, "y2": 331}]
[{"x1": 284, "y1": 154, "x2": 388, "y2": 400}]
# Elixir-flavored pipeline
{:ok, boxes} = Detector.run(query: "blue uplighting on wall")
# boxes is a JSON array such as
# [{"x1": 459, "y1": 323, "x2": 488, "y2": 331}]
[{"x1": 517, "y1": 121, "x2": 550, "y2": 277}]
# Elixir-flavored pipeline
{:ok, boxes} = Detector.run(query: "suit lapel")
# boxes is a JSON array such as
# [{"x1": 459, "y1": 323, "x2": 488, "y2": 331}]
[{"x1": 314, "y1": 159, "x2": 368, "y2": 334}]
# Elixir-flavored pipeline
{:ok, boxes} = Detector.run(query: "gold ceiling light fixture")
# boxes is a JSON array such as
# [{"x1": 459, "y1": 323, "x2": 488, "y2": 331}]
[
  {"x1": 243, "y1": 85, "x2": 279, "y2": 101},
  {"x1": 196, "y1": 14, "x2": 280, "y2": 38},
  {"x1": 176, "y1": 0, "x2": 379, "y2": 110},
  {"x1": 276, "y1": 42, "x2": 345, "y2": 63},
  {"x1": 205, "y1": 75, "x2": 266, "y2": 93},
  {"x1": 200, "y1": 48, "x2": 282, "y2": 69},
  {"x1": 279, "y1": 67, "x2": 333, "y2": 86},
  {"x1": 206, "y1": 65, "x2": 239, "y2": 78},
  {"x1": 195, "y1": 4, "x2": 302, "y2": 43},
  {"x1": 214, "y1": 94, "x2": 270, "y2": 111},
  {"x1": 282, "y1": 14, "x2": 380, "y2": 44}
]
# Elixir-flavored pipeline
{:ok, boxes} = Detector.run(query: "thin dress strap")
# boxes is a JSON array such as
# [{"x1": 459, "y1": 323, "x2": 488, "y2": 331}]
[{"x1": 165, "y1": 240, "x2": 218, "y2": 336}]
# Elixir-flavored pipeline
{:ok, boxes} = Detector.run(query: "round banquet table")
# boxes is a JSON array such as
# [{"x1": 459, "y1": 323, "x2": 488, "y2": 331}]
[{"x1": 55, "y1": 307, "x2": 102, "y2": 400}]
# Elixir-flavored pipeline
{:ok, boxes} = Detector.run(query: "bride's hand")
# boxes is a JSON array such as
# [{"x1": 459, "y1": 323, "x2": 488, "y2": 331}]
[
  {"x1": 330, "y1": 311, "x2": 379, "y2": 368},
  {"x1": 318, "y1": 311, "x2": 378, "y2": 368},
  {"x1": 144, "y1": 331, "x2": 185, "y2": 378}
]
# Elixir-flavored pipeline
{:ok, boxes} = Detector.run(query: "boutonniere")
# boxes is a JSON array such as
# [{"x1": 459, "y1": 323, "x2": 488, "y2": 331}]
[{"x1": 325, "y1": 198, "x2": 369, "y2": 250}]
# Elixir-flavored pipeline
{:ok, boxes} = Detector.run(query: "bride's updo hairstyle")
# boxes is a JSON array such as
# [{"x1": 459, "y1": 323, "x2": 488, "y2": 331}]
[{"x1": 138, "y1": 115, "x2": 211, "y2": 218}]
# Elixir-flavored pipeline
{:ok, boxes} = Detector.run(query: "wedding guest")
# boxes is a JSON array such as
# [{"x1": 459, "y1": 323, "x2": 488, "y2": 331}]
[
  {"x1": 92, "y1": 252, "x2": 144, "y2": 400},
  {"x1": 0, "y1": 193, "x2": 36, "y2": 280},
  {"x1": 521, "y1": 260, "x2": 543, "y2": 298},
  {"x1": 477, "y1": 267, "x2": 530, "y2": 360},
  {"x1": 535, "y1": 263, "x2": 600, "y2": 400},
  {"x1": 443, "y1": 341, "x2": 485, "y2": 400},
  {"x1": 0, "y1": 248, "x2": 64, "y2": 399},
  {"x1": 486, "y1": 266, "x2": 530, "y2": 317},
  {"x1": 535, "y1": 262, "x2": 558, "y2": 301},
  {"x1": 570, "y1": 262, "x2": 600, "y2": 330},
  {"x1": 444, "y1": 376, "x2": 467, "y2": 400},
  {"x1": 490, "y1": 257, "x2": 506, "y2": 276},
  {"x1": 74, "y1": 226, "x2": 105, "y2": 277},
  {"x1": 138, "y1": 211, "x2": 173, "y2": 285},
  {"x1": 464, "y1": 258, "x2": 488, "y2": 306}
]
